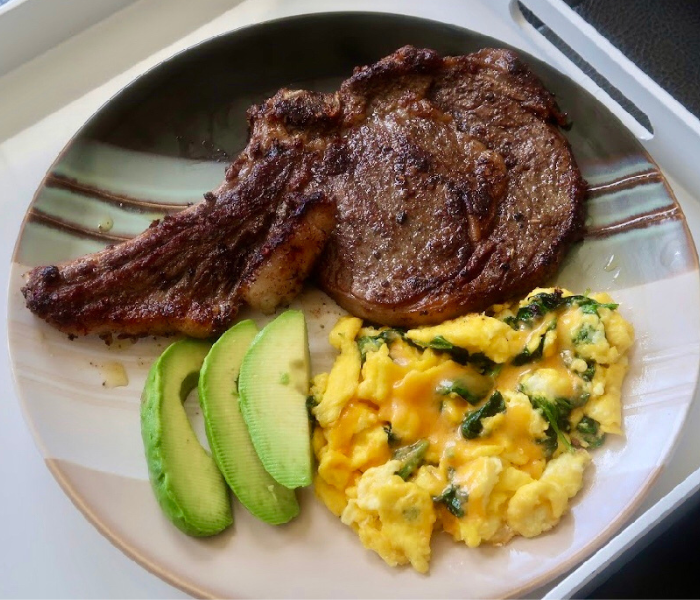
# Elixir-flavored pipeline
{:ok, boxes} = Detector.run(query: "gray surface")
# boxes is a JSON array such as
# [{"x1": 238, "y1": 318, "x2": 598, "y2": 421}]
[{"x1": 567, "y1": 0, "x2": 700, "y2": 120}]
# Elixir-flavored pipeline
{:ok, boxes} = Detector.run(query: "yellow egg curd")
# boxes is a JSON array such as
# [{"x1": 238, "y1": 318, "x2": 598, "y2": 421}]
[{"x1": 310, "y1": 288, "x2": 634, "y2": 572}]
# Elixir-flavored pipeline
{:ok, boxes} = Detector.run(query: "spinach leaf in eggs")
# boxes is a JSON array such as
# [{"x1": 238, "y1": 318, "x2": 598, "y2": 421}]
[
  {"x1": 432, "y1": 483, "x2": 469, "y2": 518},
  {"x1": 504, "y1": 290, "x2": 618, "y2": 330},
  {"x1": 393, "y1": 439, "x2": 429, "y2": 480},
  {"x1": 460, "y1": 391, "x2": 506, "y2": 439}
]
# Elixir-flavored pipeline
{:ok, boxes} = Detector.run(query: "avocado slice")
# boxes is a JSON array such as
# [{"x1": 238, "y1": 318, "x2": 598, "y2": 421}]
[
  {"x1": 238, "y1": 310, "x2": 312, "y2": 489},
  {"x1": 198, "y1": 320, "x2": 300, "y2": 524},
  {"x1": 140, "y1": 338, "x2": 232, "y2": 536}
]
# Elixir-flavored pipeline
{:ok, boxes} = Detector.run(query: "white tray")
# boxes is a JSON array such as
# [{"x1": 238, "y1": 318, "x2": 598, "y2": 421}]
[{"x1": 1, "y1": 0, "x2": 698, "y2": 596}]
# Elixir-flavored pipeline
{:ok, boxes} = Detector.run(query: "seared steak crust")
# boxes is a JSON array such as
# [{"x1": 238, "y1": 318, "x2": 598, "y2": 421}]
[
  {"x1": 23, "y1": 146, "x2": 336, "y2": 338},
  {"x1": 320, "y1": 46, "x2": 584, "y2": 324},
  {"x1": 22, "y1": 46, "x2": 585, "y2": 337}
]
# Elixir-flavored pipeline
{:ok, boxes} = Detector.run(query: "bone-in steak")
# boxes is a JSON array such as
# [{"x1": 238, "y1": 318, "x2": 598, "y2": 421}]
[
  {"x1": 247, "y1": 46, "x2": 586, "y2": 326},
  {"x1": 22, "y1": 46, "x2": 585, "y2": 337},
  {"x1": 22, "y1": 147, "x2": 336, "y2": 339}
]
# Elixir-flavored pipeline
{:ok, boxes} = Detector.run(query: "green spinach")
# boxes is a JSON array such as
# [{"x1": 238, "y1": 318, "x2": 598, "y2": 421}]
[
  {"x1": 306, "y1": 395, "x2": 318, "y2": 425},
  {"x1": 528, "y1": 396, "x2": 573, "y2": 452},
  {"x1": 437, "y1": 380, "x2": 487, "y2": 406},
  {"x1": 573, "y1": 324, "x2": 596, "y2": 345},
  {"x1": 581, "y1": 359, "x2": 596, "y2": 382},
  {"x1": 383, "y1": 423, "x2": 401, "y2": 447},
  {"x1": 504, "y1": 291, "x2": 618, "y2": 330},
  {"x1": 393, "y1": 439, "x2": 429, "y2": 480},
  {"x1": 461, "y1": 391, "x2": 506, "y2": 439},
  {"x1": 414, "y1": 336, "x2": 498, "y2": 375},
  {"x1": 356, "y1": 328, "x2": 405, "y2": 362},
  {"x1": 432, "y1": 483, "x2": 469, "y2": 518},
  {"x1": 574, "y1": 416, "x2": 606, "y2": 448}
]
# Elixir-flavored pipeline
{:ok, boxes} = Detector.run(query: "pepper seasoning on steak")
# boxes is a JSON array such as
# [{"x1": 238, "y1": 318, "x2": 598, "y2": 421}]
[{"x1": 22, "y1": 46, "x2": 585, "y2": 337}]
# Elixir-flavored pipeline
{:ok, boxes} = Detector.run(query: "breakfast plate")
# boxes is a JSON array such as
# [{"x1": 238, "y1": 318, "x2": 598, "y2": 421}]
[{"x1": 7, "y1": 12, "x2": 700, "y2": 598}]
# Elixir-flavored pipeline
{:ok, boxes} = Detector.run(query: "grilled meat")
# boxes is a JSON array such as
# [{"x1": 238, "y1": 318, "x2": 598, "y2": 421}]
[
  {"x1": 249, "y1": 46, "x2": 586, "y2": 325},
  {"x1": 22, "y1": 146, "x2": 335, "y2": 338},
  {"x1": 22, "y1": 46, "x2": 585, "y2": 337}
]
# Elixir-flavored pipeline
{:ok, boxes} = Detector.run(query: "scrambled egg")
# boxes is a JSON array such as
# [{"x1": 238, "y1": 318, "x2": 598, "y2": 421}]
[{"x1": 311, "y1": 288, "x2": 634, "y2": 572}]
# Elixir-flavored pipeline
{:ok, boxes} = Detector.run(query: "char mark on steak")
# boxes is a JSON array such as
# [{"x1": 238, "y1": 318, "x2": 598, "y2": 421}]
[
  {"x1": 22, "y1": 46, "x2": 585, "y2": 337},
  {"x1": 22, "y1": 145, "x2": 336, "y2": 339},
  {"x1": 317, "y1": 46, "x2": 585, "y2": 325}
]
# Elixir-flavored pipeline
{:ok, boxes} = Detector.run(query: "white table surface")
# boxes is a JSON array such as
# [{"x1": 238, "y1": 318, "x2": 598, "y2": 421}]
[{"x1": 2, "y1": 0, "x2": 700, "y2": 597}]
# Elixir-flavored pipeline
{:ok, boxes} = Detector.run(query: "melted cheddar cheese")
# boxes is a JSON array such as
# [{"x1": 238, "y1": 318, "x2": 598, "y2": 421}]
[{"x1": 311, "y1": 288, "x2": 634, "y2": 572}]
